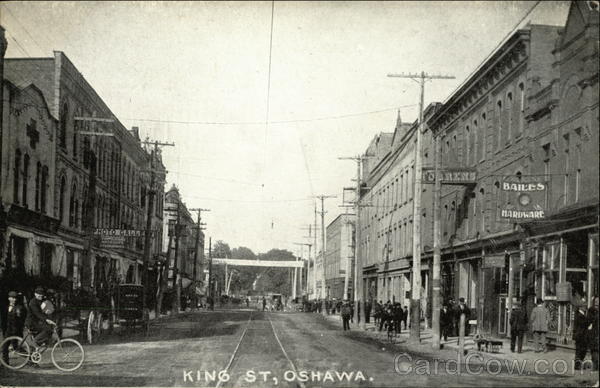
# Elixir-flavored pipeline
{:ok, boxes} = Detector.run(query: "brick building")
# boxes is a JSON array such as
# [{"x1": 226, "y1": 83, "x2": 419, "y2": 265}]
[
  {"x1": 357, "y1": 112, "x2": 434, "y2": 315},
  {"x1": 426, "y1": 2, "x2": 598, "y2": 343},
  {"x1": 324, "y1": 213, "x2": 354, "y2": 300},
  {"x1": 162, "y1": 185, "x2": 204, "y2": 307},
  {"x1": 1, "y1": 47, "x2": 165, "y2": 302}
]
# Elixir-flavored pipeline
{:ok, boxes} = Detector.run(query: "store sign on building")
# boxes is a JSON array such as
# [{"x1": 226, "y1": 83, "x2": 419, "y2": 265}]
[
  {"x1": 500, "y1": 178, "x2": 547, "y2": 220},
  {"x1": 422, "y1": 168, "x2": 477, "y2": 185},
  {"x1": 482, "y1": 254, "x2": 507, "y2": 268}
]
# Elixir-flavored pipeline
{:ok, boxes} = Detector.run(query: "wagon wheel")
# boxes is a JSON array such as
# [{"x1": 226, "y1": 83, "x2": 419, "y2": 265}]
[{"x1": 87, "y1": 310, "x2": 104, "y2": 344}]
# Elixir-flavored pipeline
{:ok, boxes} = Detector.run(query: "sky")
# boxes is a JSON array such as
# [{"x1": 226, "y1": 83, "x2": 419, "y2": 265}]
[{"x1": 0, "y1": 1, "x2": 570, "y2": 255}]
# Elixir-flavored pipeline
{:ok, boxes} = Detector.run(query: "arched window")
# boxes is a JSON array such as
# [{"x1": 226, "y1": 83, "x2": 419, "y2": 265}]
[
  {"x1": 22, "y1": 154, "x2": 30, "y2": 208},
  {"x1": 69, "y1": 183, "x2": 78, "y2": 227},
  {"x1": 507, "y1": 92, "x2": 513, "y2": 141},
  {"x1": 83, "y1": 137, "x2": 91, "y2": 168},
  {"x1": 493, "y1": 181, "x2": 500, "y2": 230},
  {"x1": 517, "y1": 82, "x2": 525, "y2": 136},
  {"x1": 14, "y1": 149, "x2": 21, "y2": 204},
  {"x1": 59, "y1": 176, "x2": 66, "y2": 222},
  {"x1": 73, "y1": 109, "x2": 79, "y2": 158},
  {"x1": 60, "y1": 102, "x2": 68, "y2": 149},
  {"x1": 495, "y1": 100, "x2": 503, "y2": 150},
  {"x1": 465, "y1": 126, "x2": 471, "y2": 166}
]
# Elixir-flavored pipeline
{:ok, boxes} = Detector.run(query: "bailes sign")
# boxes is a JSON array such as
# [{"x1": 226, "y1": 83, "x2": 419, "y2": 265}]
[{"x1": 500, "y1": 177, "x2": 547, "y2": 220}]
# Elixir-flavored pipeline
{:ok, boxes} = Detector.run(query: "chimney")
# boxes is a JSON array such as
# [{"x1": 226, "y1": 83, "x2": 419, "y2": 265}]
[{"x1": 130, "y1": 126, "x2": 140, "y2": 140}]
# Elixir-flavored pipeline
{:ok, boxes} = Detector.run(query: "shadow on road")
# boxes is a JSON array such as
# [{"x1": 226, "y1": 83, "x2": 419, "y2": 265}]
[
  {"x1": 86, "y1": 310, "x2": 252, "y2": 346},
  {"x1": 0, "y1": 368, "x2": 149, "y2": 386}
]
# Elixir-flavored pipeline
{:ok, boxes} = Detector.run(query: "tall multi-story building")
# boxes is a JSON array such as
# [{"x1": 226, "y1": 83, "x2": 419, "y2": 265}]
[
  {"x1": 162, "y1": 185, "x2": 204, "y2": 304},
  {"x1": 426, "y1": 2, "x2": 598, "y2": 343},
  {"x1": 522, "y1": 2, "x2": 598, "y2": 346},
  {"x1": 357, "y1": 113, "x2": 434, "y2": 315},
  {"x1": 1, "y1": 46, "x2": 165, "y2": 299},
  {"x1": 324, "y1": 213, "x2": 354, "y2": 300}
]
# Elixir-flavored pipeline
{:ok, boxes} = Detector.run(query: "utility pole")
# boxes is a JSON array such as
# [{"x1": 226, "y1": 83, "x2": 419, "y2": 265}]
[
  {"x1": 339, "y1": 155, "x2": 372, "y2": 330},
  {"x1": 172, "y1": 200, "x2": 182, "y2": 312},
  {"x1": 388, "y1": 71, "x2": 455, "y2": 344},
  {"x1": 189, "y1": 207, "x2": 210, "y2": 309},
  {"x1": 76, "y1": 116, "x2": 114, "y2": 303},
  {"x1": 313, "y1": 195, "x2": 336, "y2": 300},
  {"x1": 313, "y1": 203, "x2": 318, "y2": 298},
  {"x1": 208, "y1": 237, "x2": 213, "y2": 310},
  {"x1": 141, "y1": 140, "x2": 174, "y2": 313},
  {"x1": 338, "y1": 203, "x2": 355, "y2": 301}
]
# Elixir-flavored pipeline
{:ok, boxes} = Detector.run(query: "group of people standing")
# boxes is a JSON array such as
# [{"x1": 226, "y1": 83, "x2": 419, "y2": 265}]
[
  {"x1": 439, "y1": 297, "x2": 471, "y2": 341},
  {"x1": 373, "y1": 301, "x2": 408, "y2": 334}
]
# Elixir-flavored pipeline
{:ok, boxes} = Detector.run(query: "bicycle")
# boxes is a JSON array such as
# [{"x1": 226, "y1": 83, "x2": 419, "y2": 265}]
[{"x1": 0, "y1": 322, "x2": 85, "y2": 372}]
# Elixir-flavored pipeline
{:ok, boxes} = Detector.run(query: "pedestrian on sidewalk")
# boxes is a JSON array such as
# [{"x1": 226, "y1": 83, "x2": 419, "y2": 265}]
[
  {"x1": 573, "y1": 299, "x2": 590, "y2": 370},
  {"x1": 529, "y1": 298, "x2": 549, "y2": 353},
  {"x1": 456, "y1": 298, "x2": 471, "y2": 336},
  {"x1": 588, "y1": 296, "x2": 599, "y2": 371},
  {"x1": 262, "y1": 296, "x2": 266, "y2": 311},
  {"x1": 341, "y1": 300, "x2": 351, "y2": 331},
  {"x1": 365, "y1": 300, "x2": 372, "y2": 324},
  {"x1": 509, "y1": 300, "x2": 528, "y2": 353},
  {"x1": 393, "y1": 303, "x2": 403, "y2": 334},
  {"x1": 402, "y1": 306, "x2": 408, "y2": 330},
  {"x1": 440, "y1": 304, "x2": 451, "y2": 342},
  {"x1": 2, "y1": 291, "x2": 26, "y2": 364}
]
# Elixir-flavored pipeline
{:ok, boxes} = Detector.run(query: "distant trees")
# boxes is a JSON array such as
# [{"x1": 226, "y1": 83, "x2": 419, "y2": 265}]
[{"x1": 210, "y1": 242, "x2": 296, "y2": 297}]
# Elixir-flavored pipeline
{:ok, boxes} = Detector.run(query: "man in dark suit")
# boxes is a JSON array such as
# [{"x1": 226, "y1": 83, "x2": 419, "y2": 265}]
[
  {"x1": 509, "y1": 302, "x2": 528, "y2": 353},
  {"x1": 25, "y1": 287, "x2": 55, "y2": 346},
  {"x1": 440, "y1": 304, "x2": 452, "y2": 341},
  {"x1": 456, "y1": 297, "x2": 471, "y2": 336}
]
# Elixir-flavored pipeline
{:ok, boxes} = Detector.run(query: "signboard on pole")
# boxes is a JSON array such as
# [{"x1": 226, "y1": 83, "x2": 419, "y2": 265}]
[
  {"x1": 422, "y1": 168, "x2": 477, "y2": 185},
  {"x1": 500, "y1": 177, "x2": 547, "y2": 220}
]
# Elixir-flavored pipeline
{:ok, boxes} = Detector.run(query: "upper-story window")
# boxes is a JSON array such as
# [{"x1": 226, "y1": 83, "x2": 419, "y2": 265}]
[
  {"x1": 59, "y1": 102, "x2": 68, "y2": 149},
  {"x1": 517, "y1": 82, "x2": 525, "y2": 136},
  {"x1": 73, "y1": 110, "x2": 79, "y2": 159},
  {"x1": 35, "y1": 162, "x2": 41, "y2": 212},
  {"x1": 465, "y1": 125, "x2": 471, "y2": 166},
  {"x1": 506, "y1": 92, "x2": 513, "y2": 142},
  {"x1": 59, "y1": 176, "x2": 66, "y2": 222},
  {"x1": 41, "y1": 166, "x2": 48, "y2": 214},
  {"x1": 495, "y1": 100, "x2": 503, "y2": 150},
  {"x1": 481, "y1": 112, "x2": 487, "y2": 158},
  {"x1": 14, "y1": 149, "x2": 21, "y2": 204},
  {"x1": 22, "y1": 154, "x2": 30, "y2": 208},
  {"x1": 69, "y1": 182, "x2": 78, "y2": 228}
]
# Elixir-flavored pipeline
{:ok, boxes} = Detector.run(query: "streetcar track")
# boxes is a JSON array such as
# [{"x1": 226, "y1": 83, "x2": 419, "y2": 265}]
[
  {"x1": 215, "y1": 310, "x2": 254, "y2": 388},
  {"x1": 215, "y1": 311, "x2": 305, "y2": 388},
  {"x1": 267, "y1": 313, "x2": 305, "y2": 388}
]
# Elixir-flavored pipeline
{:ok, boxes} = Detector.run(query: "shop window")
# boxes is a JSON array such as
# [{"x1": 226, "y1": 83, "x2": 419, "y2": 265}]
[
  {"x1": 66, "y1": 249, "x2": 75, "y2": 288},
  {"x1": 543, "y1": 243, "x2": 560, "y2": 298}
]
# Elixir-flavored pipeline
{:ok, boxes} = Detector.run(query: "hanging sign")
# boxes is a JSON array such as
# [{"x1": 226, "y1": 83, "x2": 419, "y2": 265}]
[
  {"x1": 422, "y1": 168, "x2": 477, "y2": 185},
  {"x1": 500, "y1": 177, "x2": 547, "y2": 220}
]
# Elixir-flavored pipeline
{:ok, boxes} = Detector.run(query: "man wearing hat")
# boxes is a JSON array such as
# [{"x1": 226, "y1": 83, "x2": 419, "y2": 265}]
[
  {"x1": 25, "y1": 287, "x2": 56, "y2": 347},
  {"x1": 2, "y1": 291, "x2": 27, "y2": 363}
]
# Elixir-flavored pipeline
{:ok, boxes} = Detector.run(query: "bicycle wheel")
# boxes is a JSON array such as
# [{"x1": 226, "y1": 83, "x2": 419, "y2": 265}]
[
  {"x1": 51, "y1": 338, "x2": 84, "y2": 371},
  {"x1": 0, "y1": 336, "x2": 31, "y2": 370}
]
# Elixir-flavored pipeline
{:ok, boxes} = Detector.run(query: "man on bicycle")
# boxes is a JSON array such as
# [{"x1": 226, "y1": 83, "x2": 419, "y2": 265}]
[{"x1": 25, "y1": 287, "x2": 55, "y2": 347}]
